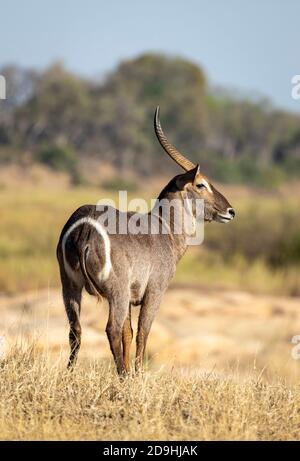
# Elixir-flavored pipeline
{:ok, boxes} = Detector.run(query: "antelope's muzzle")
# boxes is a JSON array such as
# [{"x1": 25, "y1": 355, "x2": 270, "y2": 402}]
[{"x1": 216, "y1": 207, "x2": 235, "y2": 223}]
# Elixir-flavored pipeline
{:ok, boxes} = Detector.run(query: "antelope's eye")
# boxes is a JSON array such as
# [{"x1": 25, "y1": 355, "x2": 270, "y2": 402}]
[{"x1": 196, "y1": 183, "x2": 206, "y2": 189}]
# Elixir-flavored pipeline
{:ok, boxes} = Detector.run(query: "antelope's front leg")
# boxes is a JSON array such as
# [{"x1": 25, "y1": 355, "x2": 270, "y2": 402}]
[
  {"x1": 106, "y1": 298, "x2": 129, "y2": 376},
  {"x1": 135, "y1": 291, "x2": 163, "y2": 373}
]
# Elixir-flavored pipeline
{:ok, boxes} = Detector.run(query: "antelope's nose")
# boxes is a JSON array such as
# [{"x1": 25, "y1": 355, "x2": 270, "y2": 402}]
[{"x1": 228, "y1": 208, "x2": 235, "y2": 218}]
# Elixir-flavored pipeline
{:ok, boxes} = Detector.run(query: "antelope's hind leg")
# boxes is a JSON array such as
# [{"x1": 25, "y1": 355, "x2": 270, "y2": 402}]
[
  {"x1": 122, "y1": 305, "x2": 133, "y2": 373},
  {"x1": 60, "y1": 271, "x2": 83, "y2": 369}
]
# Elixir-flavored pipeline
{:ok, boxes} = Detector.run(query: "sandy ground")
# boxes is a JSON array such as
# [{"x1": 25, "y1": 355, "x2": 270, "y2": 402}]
[{"x1": 1, "y1": 285, "x2": 300, "y2": 381}]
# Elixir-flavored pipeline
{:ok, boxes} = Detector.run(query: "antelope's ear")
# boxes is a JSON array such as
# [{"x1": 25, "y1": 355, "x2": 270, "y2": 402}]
[
  {"x1": 193, "y1": 165, "x2": 201, "y2": 180},
  {"x1": 192, "y1": 164, "x2": 201, "y2": 185},
  {"x1": 175, "y1": 164, "x2": 200, "y2": 189}
]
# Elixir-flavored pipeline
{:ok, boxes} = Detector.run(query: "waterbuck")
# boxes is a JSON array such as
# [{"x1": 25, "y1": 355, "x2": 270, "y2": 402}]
[{"x1": 56, "y1": 107, "x2": 235, "y2": 375}]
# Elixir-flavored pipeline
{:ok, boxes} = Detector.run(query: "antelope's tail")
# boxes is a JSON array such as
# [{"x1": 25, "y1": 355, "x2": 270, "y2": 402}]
[{"x1": 79, "y1": 245, "x2": 103, "y2": 302}]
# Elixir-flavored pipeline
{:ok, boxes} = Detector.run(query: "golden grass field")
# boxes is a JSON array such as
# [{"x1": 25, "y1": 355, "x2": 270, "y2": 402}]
[
  {"x1": 1, "y1": 286, "x2": 300, "y2": 440},
  {"x1": 1, "y1": 345, "x2": 300, "y2": 441},
  {"x1": 1, "y1": 176, "x2": 300, "y2": 440}
]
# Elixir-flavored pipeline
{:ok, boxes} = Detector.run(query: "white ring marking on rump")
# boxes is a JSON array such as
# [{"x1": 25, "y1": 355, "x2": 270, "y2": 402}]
[{"x1": 62, "y1": 217, "x2": 111, "y2": 283}]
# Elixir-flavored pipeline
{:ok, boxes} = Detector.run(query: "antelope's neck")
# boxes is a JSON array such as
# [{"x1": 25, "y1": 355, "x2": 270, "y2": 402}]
[{"x1": 153, "y1": 189, "x2": 191, "y2": 263}]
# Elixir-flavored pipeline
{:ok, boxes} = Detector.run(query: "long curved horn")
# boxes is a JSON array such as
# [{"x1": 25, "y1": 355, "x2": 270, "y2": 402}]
[{"x1": 154, "y1": 106, "x2": 196, "y2": 172}]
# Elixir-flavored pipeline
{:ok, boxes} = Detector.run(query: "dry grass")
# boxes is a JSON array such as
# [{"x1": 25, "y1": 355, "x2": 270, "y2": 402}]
[
  {"x1": 1, "y1": 286, "x2": 300, "y2": 440},
  {"x1": 0, "y1": 344, "x2": 300, "y2": 441}
]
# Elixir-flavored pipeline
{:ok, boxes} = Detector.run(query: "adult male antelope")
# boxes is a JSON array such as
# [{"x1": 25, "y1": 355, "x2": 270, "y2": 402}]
[{"x1": 57, "y1": 107, "x2": 235, "y2": 375}]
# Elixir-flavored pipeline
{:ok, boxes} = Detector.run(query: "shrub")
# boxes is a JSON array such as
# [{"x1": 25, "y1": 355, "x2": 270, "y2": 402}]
[
  {"x1": 101, "y1": 176, "x2": 138, "y2": 192},
  {"x1": 34, "y1": 144, "x2": 81, "y2": 184}
]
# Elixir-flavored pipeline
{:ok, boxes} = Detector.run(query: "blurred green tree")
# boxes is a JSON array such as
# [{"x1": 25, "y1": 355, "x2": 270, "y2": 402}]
[{"x1": 1, "y1": 53, "x2": 300, "y2": 184}]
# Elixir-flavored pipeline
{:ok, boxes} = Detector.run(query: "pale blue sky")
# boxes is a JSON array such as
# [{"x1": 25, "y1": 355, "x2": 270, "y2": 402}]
[{"x1": 1, "y1": 0, "x2": 299, "y2": 111}]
